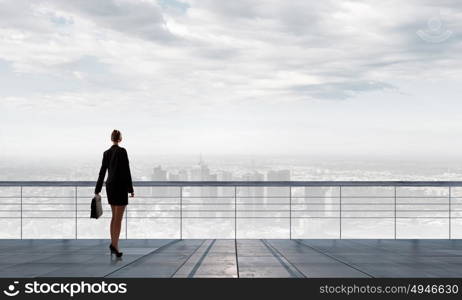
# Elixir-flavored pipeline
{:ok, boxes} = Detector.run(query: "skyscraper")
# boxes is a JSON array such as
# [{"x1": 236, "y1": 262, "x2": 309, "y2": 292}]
[
  {"x1": 217, "y1": 170, "x2": 233, "y2": 198},
  {"x1": 266, "y1": 169, "x2": 291, "y2": 204},
  {"x1": 151, "y1": 165, "x2": 177, "y2": 199},
  {"x1": 151, "y1": 165, "x2": 167, "y2": 197},
  {"x1": 241, "y1": 171, "x2": 265, "y2": 217},
  {"x1": 152, "y1": 165, "x2": 167, "y2": 181},
  {"x1": 190, "y1": 156, "x2": 217, "y2": 198}
]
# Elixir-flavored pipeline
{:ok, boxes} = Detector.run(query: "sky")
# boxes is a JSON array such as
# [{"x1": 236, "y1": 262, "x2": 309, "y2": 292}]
[{"x1": 0, "y1": 0, "x2": 461, "y2": 159}]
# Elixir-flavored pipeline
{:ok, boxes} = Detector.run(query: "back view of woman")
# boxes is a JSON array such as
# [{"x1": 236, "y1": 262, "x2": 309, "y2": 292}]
[{"x1": 95, "y1": 129, "x2": 134, "y2": 257}]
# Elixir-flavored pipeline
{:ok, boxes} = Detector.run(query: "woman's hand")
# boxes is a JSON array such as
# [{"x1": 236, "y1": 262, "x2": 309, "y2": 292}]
[{"x1": 130, "y1": 193, "x2": 135, "y2": 198}]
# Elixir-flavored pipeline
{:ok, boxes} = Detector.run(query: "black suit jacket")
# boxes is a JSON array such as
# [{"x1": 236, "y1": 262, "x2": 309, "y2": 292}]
[{"x1": 95, "y1": 145, "x2": 134, "y2": 194}]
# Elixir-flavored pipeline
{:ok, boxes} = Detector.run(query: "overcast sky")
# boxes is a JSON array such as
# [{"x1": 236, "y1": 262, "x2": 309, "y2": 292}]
[{"x1": 0, "y1": 0, "x2": 461, "y2": 159}]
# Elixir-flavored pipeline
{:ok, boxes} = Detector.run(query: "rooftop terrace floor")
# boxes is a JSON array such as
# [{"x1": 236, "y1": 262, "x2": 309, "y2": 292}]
[{"x1": 1, "y1": 239, "x2": 462, "y2": 278}]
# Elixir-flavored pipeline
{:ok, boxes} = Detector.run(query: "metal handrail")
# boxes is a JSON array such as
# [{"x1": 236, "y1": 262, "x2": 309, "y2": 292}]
[
  {"x1": 0, "y1": 181, "x2": 460, "y2": 240},
  {"x1": 1, "y1": 181, "x2": 462, "y2": 187}
]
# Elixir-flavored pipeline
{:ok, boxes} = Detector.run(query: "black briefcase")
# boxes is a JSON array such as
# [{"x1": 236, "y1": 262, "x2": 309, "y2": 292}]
[{"x1": 90, "y1": 194, "x2": 103, "y2": 219}]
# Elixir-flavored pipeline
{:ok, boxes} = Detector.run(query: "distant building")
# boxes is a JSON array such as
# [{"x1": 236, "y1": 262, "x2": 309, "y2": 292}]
[
  {"x1": 151, "y1": 165, "x2": 176, "y2": 198},
  {"x1": 190, "y1": 160, "x2": 210, "y2": 181},
  {"x1": 152, "y1": 165, "x2": 167, "y2": 181},
  {"x1": 168, "y1": 173, "x2": 180, "y2": 181},
  {"x1": 241, "y1": 171, "x2": 265, "y2": 216},
  {"x1": 219, "y1": 170, "x2": 233, "y2": 181},
  {"x1": 208, "y1": 173, "x2": 218, "y2": 198},
  {"x1": 190, "y1": 156, "x2": 217, "y2": 198},
  {"x1": 178, "y1": 169, "x2": 189, "y2": 181},
  {"x1": 267, "y1": 170, "x2": 290, "y2": 181},
  {"x1": 242, "y1": 171, "x2": 264, "y2": 182},
  {"x1": 218, "y1": 170, "x2": 233, "y2": 197},
  {"x1": 266, "y1": 169, "x2": 291, "y2": 204},
  {"x1": 304, "y1": 186, "x2": 335, "y2": 217}
]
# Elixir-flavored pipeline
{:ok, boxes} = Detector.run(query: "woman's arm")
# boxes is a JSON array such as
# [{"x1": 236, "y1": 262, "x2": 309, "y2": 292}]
[
  {"x1": 124, "y1": 149, "x2": 134, "y2": 195},
  {"x1": 95, "y1": 152, "x2": 108, "y2": 194}
]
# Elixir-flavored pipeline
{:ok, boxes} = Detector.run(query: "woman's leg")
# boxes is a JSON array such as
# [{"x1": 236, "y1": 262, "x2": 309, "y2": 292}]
[
  {"x1": 110, "y1": 205, "x2": 116, "y2": 247},
  {"x1": 112, "y1": 205, "x2": 126, "y2": 251}
]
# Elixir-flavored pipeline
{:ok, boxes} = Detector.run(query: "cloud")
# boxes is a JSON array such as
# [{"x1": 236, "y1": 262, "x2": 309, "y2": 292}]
[
  {"x1": 56, "y1": 0, "x2": 177, "y2": 42},
  {"x1": 290, "y1": 81, "x2": 395, "y2": 100},
  {"x1": 0, "y1": 0, "x2": 461, "y2": 157},
  {"x1": 0, "y1": 0, "x2": 460, "y2": 102}
]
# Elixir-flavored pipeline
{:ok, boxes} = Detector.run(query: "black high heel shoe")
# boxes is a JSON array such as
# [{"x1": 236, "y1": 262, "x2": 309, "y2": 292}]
[{"x1": 109, "y1": 244, "x2": 123, "y2": 258}]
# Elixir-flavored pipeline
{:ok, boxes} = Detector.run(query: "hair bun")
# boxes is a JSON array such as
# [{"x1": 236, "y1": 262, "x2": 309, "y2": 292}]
[{"x1": 111, "y1": 129, "x2": 122, "y2": 142}]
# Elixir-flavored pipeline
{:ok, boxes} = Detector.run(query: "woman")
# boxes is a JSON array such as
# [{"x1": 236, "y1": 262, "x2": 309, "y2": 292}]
[{"x1": 95, "y1": 129, "x2": 134, "y2": 257}]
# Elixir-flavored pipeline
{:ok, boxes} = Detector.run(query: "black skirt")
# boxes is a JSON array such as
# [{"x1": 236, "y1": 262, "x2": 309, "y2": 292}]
[{"x1": 106, "y1": 182, "x2": 128, "y2": 206}]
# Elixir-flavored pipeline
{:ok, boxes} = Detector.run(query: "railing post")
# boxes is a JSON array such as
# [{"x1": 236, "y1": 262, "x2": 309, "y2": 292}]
[
  {"x1": 180, "y1": 186, "x2": 183, "y2": 240},
  {"x1": 339, "y1": 186, "x2": 342, "y2": 239},
  {"x1": 394, "y1": 186, "x2": 397, "y2": 240},
  {"x1": 234, "y1": 186, "x2": 237, "y2": 240},
  {"x1": 449, "y1": 186, "x2": 452, "y2": 240},
  {"x1": 75, "y1": 186, "x2": 78, "y2": 239},
  {"x1": 289, "y1": 186, "x2": 292, "y2": 240},
  {"x1": 20, "y1": 186, "x2": 23, "y2": 240}
]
